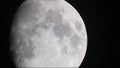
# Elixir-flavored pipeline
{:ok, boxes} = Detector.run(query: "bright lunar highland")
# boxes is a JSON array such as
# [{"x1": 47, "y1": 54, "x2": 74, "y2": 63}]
[{"x1": 11, "y1": 0, "x2": 87, "y2": 67}]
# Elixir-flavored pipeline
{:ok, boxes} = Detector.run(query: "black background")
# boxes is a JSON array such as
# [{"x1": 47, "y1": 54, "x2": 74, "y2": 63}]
[{"x1": 0, "y1": 0, "x2": 118, "y2": 68}]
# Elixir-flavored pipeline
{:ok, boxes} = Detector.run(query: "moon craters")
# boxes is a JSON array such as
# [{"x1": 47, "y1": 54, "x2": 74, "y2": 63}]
[
  {"x1": 45, "y1": 9, "x2": 63, "y2": 24},
  {"x1": 53, "y1": 23, "x2": 71, "y2": 40},
  {"x1": 38, "y1": 8, "x2": 72, "y2": 40},
  {"x1": 39, "y1": 9, "x2": 63, "y2": 29}
]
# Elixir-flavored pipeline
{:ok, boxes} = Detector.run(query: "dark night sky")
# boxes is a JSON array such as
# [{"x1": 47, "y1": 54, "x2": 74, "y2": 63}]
[{"x1": 0, "y1": 0, "x2": 118, "y2": 68}]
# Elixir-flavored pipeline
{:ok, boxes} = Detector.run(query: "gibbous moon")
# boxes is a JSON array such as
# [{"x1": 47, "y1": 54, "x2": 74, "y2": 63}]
[{"x1": 11, "y1": 0, "x2": 87, "y2": 67}]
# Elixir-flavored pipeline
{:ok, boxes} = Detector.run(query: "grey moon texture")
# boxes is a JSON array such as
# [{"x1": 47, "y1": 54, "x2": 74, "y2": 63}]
[{"x1": 12, "y1": 0, "x2": 87, "y2": 67}]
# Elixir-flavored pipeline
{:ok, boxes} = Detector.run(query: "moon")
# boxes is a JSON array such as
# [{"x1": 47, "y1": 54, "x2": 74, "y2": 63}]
[{"x1": 12, "y1": 0, "x2": 87, "y2": 67}]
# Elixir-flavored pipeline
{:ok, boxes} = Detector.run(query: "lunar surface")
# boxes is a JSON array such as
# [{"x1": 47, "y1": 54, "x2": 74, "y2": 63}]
[{"x1": 11, "y1": 0, "x2": 87, "y2": 67}]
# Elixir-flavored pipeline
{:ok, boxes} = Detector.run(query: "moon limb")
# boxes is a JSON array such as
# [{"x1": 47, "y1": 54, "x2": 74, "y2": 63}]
[
  {"x1": 40, "y1": 0, "x2": 87, "y2": 67},
  {"x1": 12, "y1": 0, "x2": 87, "y2": 67}
]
